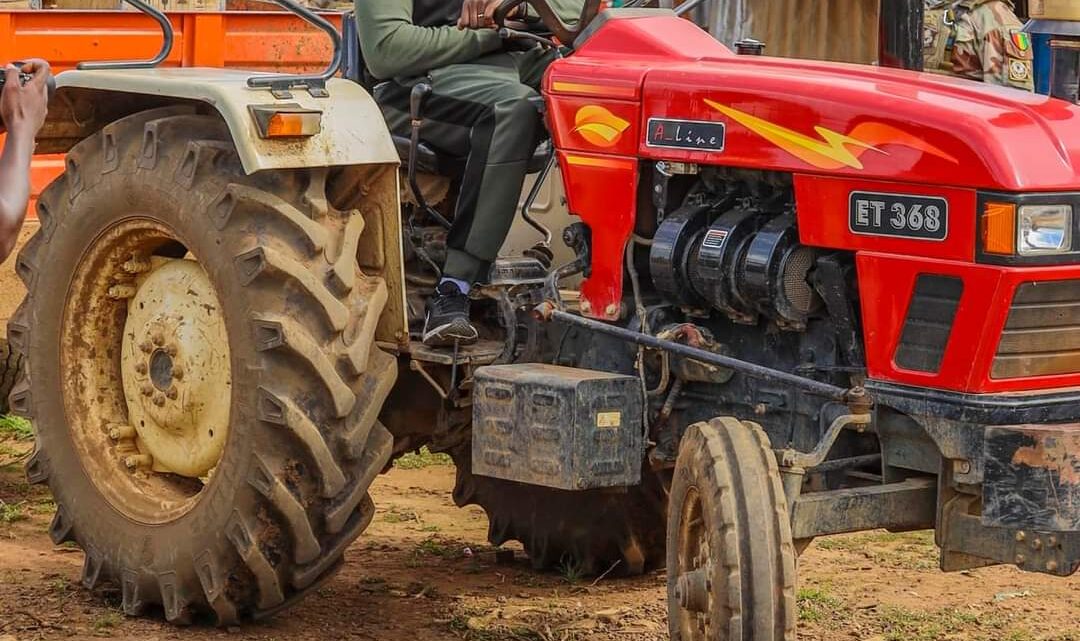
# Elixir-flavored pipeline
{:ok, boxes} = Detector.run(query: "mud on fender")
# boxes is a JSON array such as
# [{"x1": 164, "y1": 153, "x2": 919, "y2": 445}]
[{"x1": 983, "y1": 423, "x2": 1080, "y2": 532}]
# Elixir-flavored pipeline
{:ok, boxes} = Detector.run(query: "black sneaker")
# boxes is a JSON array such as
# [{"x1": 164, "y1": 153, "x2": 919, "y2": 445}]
[{"x1": 422, "y1": 281, "x2": 479, "y2": 346}]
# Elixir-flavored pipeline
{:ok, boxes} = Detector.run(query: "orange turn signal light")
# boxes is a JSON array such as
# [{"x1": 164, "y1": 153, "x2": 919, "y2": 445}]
[
  {"x1": 982, "y1": 202, "x2": 1017, "y2": 255},
  {"x1": 249, "y1": 105, "x2": 322, "y2": 139}
]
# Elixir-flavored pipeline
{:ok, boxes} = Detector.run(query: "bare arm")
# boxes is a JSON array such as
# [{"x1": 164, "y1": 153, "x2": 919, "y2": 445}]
[{"x1": 0, "y1": 59, "x2": 49, "y2": 264}]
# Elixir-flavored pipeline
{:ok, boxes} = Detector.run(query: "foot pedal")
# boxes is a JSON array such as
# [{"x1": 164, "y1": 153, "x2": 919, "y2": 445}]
[
  {"x1": 472, "y1": 363, "x2": 644, "y2": 490},
  {"x1": 410, "y1": 338, "x2": 504, "y2": 366}
]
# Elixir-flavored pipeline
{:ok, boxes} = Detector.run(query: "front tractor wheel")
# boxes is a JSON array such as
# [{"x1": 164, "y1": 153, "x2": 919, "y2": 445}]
[
  {"x1": 668, "y1": 417, "x2": 797, "y2": 641},
  {"x1": 10, "y1": 106, "x2": 397, "y2": 623}
]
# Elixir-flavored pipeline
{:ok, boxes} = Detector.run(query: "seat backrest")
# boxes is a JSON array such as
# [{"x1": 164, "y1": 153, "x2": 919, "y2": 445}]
[{"x1": 341, "y1": 12, "x2": 375, "y2": 90}]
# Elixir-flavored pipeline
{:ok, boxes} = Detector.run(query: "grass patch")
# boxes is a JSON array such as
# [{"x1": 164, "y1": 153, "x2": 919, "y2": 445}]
[
  {"x1": 414, "y1": 536, "x2": 454, "y2": 558},
  {"x1": 394, "y1": 447, "x2": 452, "y2": 470},
  {"x1": 92, "y1": 610, "x2": 122, "y2": 635},
  {"x1": 815, "y1": 530, "x2": 937, "y2": 570},
  {"x1": 0, "y1": 415, "x2": 32, "y2": 441},
  {"x1": 556, "y1": 557, "x2": 585, "y2": 585},
  {"x1": 381, "y1": 506, "x2": 420, "y2": 524},
  {"x1": 0, "y1": 499, "x2": 27, "y2": 523},
  {"x1": 878, "y1": 606, "x2": 979, "y2": 641},
  {"x1": 797, "y1": 585, "x2": 844, "y2": 623}
]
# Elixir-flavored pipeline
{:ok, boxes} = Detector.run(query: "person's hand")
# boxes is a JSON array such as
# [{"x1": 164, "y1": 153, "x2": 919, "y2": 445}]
[
  {"x1": 0, "y1": 58, "x2": 49, "y2": 140},
  {"x1": 457, "y1": 0, "x2": 521, "y2": 30}
]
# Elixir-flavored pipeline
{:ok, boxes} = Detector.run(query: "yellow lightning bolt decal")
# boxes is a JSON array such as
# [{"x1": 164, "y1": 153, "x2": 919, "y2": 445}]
[{"x1": 705, "y1": 99, "x2": 888, "y2": 170}]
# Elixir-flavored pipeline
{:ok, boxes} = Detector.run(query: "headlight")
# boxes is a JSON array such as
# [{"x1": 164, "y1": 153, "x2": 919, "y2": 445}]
[{"x1": 1018, "y1": 204, "x2": 1073, "y2": 255}]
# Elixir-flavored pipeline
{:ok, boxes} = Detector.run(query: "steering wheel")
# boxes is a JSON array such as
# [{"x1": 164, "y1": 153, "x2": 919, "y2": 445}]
[{"x1": 494, "y1": 0, "x2": 602, "y2": 46}]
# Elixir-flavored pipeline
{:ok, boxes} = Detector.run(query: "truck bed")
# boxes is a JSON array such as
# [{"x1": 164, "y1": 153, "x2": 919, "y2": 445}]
[{"x1": 0, "y1": 9, "x2": 343, "y2": 219}]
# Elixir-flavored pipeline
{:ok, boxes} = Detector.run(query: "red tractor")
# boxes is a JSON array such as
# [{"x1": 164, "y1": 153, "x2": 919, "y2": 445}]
[{"x1": 16, "y1": 0, "x2": 1079, "y2": 636}]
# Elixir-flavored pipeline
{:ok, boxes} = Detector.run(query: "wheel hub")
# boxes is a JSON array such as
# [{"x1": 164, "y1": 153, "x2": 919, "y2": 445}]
[{"x1": 120, "y1": 258, "x2": 231, "y2": 478}]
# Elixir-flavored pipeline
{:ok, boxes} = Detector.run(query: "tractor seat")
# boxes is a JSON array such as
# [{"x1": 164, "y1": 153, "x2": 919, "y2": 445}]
[{"x1": 392, "y1": 135, "x2": 552, "y2": 177}]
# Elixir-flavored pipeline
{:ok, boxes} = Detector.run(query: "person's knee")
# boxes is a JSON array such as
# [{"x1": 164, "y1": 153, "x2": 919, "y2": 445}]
[{"x1": 492, "y1": 88, "x2": 542, "y2": 132}]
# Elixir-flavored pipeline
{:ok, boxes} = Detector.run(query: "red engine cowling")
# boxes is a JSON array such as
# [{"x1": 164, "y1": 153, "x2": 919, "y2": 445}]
[{"x1": 543, "y1": 10, "x2": 1080, "y2": 395}]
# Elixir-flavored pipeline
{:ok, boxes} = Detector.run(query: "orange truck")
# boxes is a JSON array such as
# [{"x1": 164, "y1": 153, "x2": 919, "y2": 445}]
[{"x1": 1, "y1": 8, "x2": 341, "y2": 218}]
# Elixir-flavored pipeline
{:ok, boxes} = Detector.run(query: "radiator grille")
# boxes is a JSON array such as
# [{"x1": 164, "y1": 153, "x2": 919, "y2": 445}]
[
  {"x1": 894, "y1": 275, "x2": 964, "y2": 373},
  {"x1": 994, "y1": 280, "x2": 1080, "y2": 379}
]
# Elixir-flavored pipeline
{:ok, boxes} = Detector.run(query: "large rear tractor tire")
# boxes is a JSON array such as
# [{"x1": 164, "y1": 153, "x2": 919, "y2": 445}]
[
  {"x1": 451, "y1": 447, "x2": 667, "y2": 576},
  {"x1": 667, "y1": 417, "x2": 796, "y2": 641},
  {"x1": 9, "y1": 106, "x2": 397, "y2": 624},
  {"x1": 0, "y1": 337, "x2": 22, "y2": 415}
]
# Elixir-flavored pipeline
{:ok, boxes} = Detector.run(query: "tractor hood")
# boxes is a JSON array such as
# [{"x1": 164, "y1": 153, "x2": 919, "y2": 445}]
[
  {"x1": 639, "y1": 58, "x2": 1080, "y2": 192},
  {"x1": 550, "y1": 11, "x2": 1080, "y2": 192}
]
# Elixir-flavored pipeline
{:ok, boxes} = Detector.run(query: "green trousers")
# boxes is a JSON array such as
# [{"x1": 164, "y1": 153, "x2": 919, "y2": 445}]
[{"x1": 376, "y1": 48, "x2": 554, "y2": 284}]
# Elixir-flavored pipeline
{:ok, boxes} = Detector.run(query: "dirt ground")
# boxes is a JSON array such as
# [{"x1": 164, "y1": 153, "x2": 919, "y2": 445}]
[{"x1": 0, "y1": 434, "x2": 1076, "y2": 641}]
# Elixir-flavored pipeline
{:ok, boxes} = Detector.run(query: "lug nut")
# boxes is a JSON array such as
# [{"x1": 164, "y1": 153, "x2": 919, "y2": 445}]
[
  {"x1": 107, "y1": 423, "x2": 136, "y2": 440},
  {"x1": 166, "y1": 387, "x2": 178, "y2": 400},
  {"x1": 122, "y1": 256, "x2": 151, "y2": 274},
  {"x1": 124, "y1": 454, "x2": 153, "y2": 470},
  {"x1": 107, "y1": 284, "x2": 136, "y2": 300}
]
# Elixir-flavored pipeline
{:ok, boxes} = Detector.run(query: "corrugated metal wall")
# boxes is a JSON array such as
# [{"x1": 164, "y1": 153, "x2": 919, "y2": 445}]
[{"x1": 706, "y1": 0, "x2": 881, "y2": 64}]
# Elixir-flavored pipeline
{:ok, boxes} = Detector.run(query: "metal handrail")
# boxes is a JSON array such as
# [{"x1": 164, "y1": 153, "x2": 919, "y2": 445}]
[
  {"x1": 77, "y1": 0, "x2": 174, "y2": 70},
  {"x1": 245, "y1": 0, "x2": 343, "y2": 98}
]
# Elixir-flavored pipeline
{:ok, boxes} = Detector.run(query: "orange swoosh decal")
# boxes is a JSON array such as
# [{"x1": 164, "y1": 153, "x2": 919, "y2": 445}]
[
  {"x1": 704, "y1": 99, "x2": 957, "y2": 170},
  {"x1": 573, "y1": 105, "x2": 631, "y2": 148}
]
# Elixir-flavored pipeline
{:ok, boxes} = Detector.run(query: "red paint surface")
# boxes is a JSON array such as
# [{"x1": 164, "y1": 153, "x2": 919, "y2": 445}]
[
  {"x1": 542, "y1": 13, "x2": 1080, "y2": 393},
  {"x1": 857, "y1": 253, "x2": 1080, "y2": 393},
  {"x1": 795, "y1": 175, "x2": 978, "y2": 262},
  {"x1": 557, "y1": 151, "x2": 638, "y2": 320}
]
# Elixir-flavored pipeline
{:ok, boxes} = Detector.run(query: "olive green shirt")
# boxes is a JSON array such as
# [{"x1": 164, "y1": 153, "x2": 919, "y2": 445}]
[{"x1": 355, "y1": 0, "x2": 581, "y2": 80}]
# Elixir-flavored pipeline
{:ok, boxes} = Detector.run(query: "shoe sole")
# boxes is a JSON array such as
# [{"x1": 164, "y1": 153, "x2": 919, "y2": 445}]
[{"x1": 422, "y1": 320, "x2": 479, "y2": 347}]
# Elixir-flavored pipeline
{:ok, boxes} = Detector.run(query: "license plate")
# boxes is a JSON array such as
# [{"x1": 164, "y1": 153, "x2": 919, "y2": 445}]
[
  {"x1": 646, "y1": 118, "x2": 726, "y2": 151},
  {"x1": 849, "y1": 191, "x2": 948, "y2": 241}
]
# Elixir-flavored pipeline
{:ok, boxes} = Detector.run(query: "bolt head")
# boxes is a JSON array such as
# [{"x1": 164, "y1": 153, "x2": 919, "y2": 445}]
[
  {"x1": 1048, "y1": 536, "x2": 1058, "y2": 547},
  {"x1": 107, "y1": 284, "x2": 136, "y2": 300},
  {"x1": 580, "y1": 300, "x2": 592, "y2": 313},
  {"x1": 604, "y1": 303, "x2": 619, "y2": 317},
  {"x1": 1047, "y1": 560, "x2": 1059, "y2": 572},
  {"x1": 1032, "y1": 538, "x2": 1043, "y2": 551},
  {"x1": 124, "y1": 456, "x2": 138, "y2": 470},
  {"x1": 1015, "y1": 554, "x2": 1026, "y2": 565},
  {"x1": 955, "y1": 460, "x2": 972, "y2": 475},
  {"x1": 1016, "y1": 531, "x2": 1027, "y2": 543}
]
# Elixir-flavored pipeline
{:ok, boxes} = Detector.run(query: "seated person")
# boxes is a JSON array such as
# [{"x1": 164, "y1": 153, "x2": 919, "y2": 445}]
[{"x1": 355, "y1": 0, "x2": 582, "y2": 346}]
